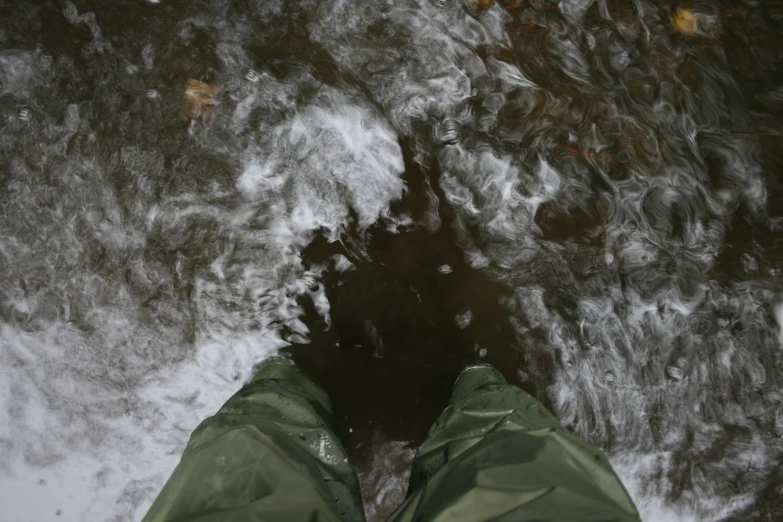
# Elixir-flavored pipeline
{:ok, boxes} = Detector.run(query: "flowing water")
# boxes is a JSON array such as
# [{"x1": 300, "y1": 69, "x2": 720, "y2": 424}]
[{"x1": 2, "y1": 0, "x2": 783, "y2": 520}]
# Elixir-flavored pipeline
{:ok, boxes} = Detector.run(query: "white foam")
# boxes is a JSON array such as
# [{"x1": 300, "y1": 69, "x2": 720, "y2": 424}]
[
  {"x1": 0, "y1": 61, "x2": 405, "y2": 522},
  {"x1": 0, "y1": 322, "x2": 284, "y2": 521}
]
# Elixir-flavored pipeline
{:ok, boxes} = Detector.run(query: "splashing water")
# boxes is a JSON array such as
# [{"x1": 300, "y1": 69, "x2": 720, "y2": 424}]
[{"x1": 1, "y1": 0, "x2": 783, "y2": 521}]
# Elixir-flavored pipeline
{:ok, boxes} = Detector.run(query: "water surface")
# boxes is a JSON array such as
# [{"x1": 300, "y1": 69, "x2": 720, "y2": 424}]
[{"x1": 2, "y1": 1, "x2": 783, "y2": 520}]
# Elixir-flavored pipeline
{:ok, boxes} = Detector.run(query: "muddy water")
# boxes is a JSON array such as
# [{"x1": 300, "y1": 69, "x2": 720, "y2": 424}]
[{"x1": 1, "y1": 0, "x2": 783, "y2": 521}]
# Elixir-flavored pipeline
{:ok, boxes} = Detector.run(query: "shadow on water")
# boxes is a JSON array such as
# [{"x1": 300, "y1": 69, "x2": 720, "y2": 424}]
[
  {"x1": 283, "y1": 139, "x2": 536, "y2": 518},
  {"x1": 284, "y1": 139, "x2": 529, "y2": 453}
]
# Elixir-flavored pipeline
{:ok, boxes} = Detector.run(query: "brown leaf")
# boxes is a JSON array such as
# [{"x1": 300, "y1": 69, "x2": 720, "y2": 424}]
[
  {"x1": 672, "y1": 8, "x2": 720, "y2": 39},
  {"x1": 556, "y1": 142, "x2": 611, "y2": 164},
  {"x1": 672, "y1": 8, "x2": 699, "y2": 36},
  {"x1": 505, "y1": 0, "x2": 525, "y2": 10},
  {"x1": 180, "y1": 78, "x2": 225, "y2": 121},
  {"x1": 471, "y1": 0, "x2": 494, "y2": 12}
]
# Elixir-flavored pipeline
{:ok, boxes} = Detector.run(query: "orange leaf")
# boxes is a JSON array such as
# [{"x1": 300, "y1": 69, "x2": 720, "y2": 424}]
[
  {"x1": 180, "y1": 78, "x2": 225, "y2": 121},
  {"x1": 672, "y1": 8, "x2": 699, "y2": 36}
]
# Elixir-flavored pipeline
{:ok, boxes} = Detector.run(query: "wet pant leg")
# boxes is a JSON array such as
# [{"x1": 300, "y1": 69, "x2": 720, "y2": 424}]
[
  {"x1": 142, "y1": 358, "x2": 365, "y2": 522},
  {"x1": 388, "y1": 364, "x2": 641, "y2": 522}
]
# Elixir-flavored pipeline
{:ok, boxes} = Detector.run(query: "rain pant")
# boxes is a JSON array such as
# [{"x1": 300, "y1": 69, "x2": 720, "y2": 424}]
[{"x1": 143, "y1": 359, "x2": 640, "y2": 522}]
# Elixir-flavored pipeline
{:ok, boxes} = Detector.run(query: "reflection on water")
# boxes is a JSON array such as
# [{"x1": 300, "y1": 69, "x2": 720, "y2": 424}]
[{"x1": 1, "y1": 0, "x2": 783, "y2": 520}]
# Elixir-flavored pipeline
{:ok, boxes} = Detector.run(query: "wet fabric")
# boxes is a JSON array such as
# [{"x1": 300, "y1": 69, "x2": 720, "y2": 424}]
[
  {"x1": 143, "y1": 360, "x2": 640, "y2": 522},
  {"x1": 142, "y1": 358, "x2": 364, "y2": 522},
  {"x1": 388, "y1": 364, "x2": 640, "y2": 521}
]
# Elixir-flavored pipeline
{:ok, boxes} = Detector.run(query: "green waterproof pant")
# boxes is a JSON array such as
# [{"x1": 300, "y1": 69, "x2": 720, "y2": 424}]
[{"x1": 143, "y1": 359, "x2": 640, "y2": 522}]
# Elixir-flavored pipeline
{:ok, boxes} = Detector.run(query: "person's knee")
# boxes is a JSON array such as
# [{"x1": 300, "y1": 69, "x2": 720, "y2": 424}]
[{"x1": 450, "y1": 363, "x2": 508, "y2": 404}]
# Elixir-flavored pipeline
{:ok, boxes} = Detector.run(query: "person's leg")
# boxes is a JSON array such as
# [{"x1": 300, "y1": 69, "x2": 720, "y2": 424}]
[
  {"x1": 143, "y1": 357, "x2": 364, "y2": 522},
  {"x1": 388, "y1": 364, "x2": 640, "y2": 522}
]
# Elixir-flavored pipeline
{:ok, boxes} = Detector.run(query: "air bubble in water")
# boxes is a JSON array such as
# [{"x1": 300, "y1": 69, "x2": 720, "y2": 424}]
[
  {"x1": 455, "y1": 308, "x2": 473, "y2": 329},
  {"x1": 439, "y1": 118, "x2": 459, "y2": 145},
  {"x1": 666, "y1": 365, "x2": 682, "y2": 380},
  {"x1": 610, "y1": 50, "x2": 630, "y2": 71},
  {"x1": 18, "y1": 108, "x2": 31, "y2": 122},
  {"x1": 665, "y1": 357, "x2": 686, "y2": 381},
  {"x1": 300, "y1": 275, "x2": 319, "y2": 291},
  {"x1": 742, "y1": 253, "x2": 759, "y2": 272},
  {"x1": 145, "y1": 89, "x2": 161, "y2": 101}
]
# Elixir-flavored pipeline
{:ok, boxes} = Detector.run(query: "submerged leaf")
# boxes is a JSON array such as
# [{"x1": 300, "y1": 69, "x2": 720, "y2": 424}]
[
  {"x1": 465, "y1": 0, "x2": 493, "y2": 14},
  {"x1": 180, "y1": 78, "x2": 225, "y2": 121},
  {"x1": 673, "y1": 8, "x2": 698, "y2": 35},
  {"x1": 672, "y1": 8, "x2": 719, "y2": 39}
]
